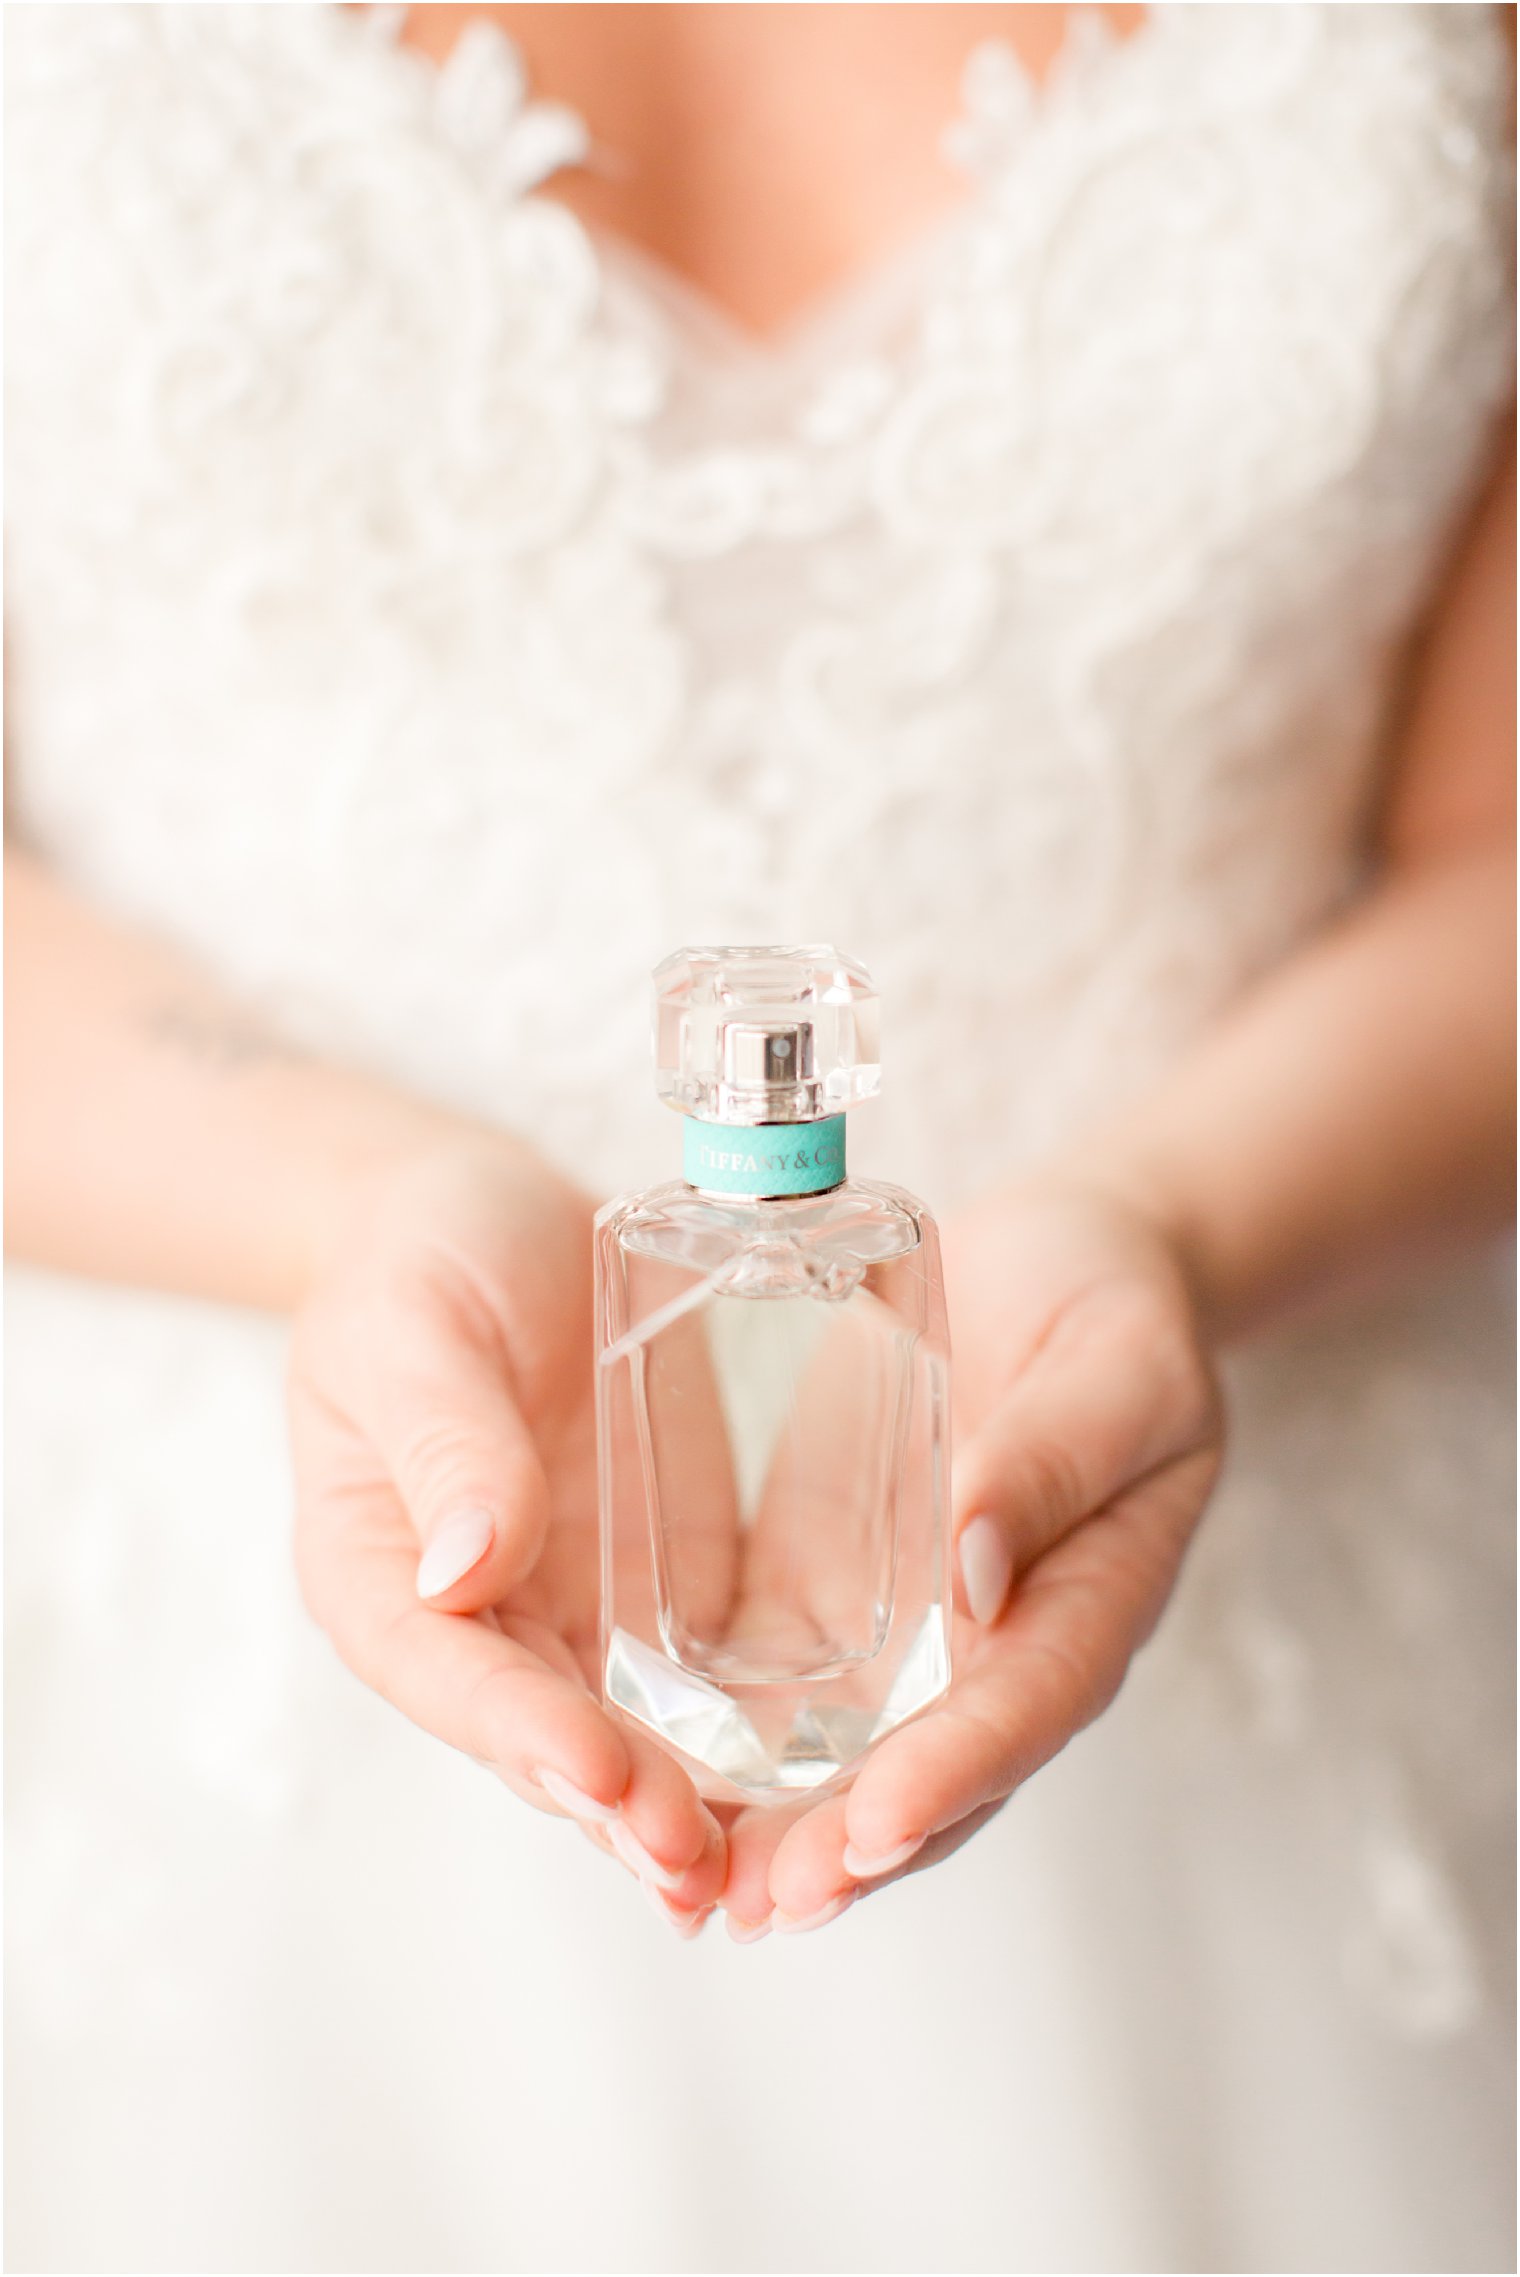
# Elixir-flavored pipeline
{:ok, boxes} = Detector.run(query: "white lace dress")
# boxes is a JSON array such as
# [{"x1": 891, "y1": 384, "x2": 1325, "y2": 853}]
[{"x1": 6, "y1": 7, "x2": 1514, "y2": 2271}]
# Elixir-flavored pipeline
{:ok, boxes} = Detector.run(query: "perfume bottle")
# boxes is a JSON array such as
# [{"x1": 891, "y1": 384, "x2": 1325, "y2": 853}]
[{"x1": 594, "y1": 944, "x2": 951, "y2": 1805}]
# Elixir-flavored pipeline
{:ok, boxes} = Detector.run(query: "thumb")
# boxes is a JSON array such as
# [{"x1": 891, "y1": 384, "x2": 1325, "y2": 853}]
[
  {"x1": 952, "y1": 1308, "x2": 1204, "y2": 1629},
  {"x1": 952, "y1": 1364, "x2": 1118, "y2": 1629},
  {"x1": 370, "y1": 1341, "x2": 553, "y2": 1611}
]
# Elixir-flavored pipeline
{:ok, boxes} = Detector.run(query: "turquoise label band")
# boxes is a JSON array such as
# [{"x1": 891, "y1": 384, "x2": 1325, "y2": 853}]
[{"x1": 684, "y1": 1116, "x2": 846, "y2": 1197}]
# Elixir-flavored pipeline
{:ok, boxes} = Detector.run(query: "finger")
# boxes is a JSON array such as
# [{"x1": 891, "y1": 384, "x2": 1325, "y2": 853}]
[
  {"x1": 301, "y1": 1508, "x2": 628, "y2": 1797},
  {"x1": 602, "y1": 1726, "x2": 728, "y2": 1912},
  {"x1": 491, "y1": 1688, "x2": 726, "y2": 1927},
  {"x1": 719, "y1": 1800, "x2": 811, "y2": 1937},
  {"x1": 954, "y1": 1296, "x2": 1214, "y2": 1625},
  {"x1": 847, "y1": 1450, "x2": 1214, "y2": 1858},
  {"x1": 761, "y1": 1796, "x2": 1008, "y2": 1930},
  {"x1": 501, "y1": 1730, "x2": 727, "y2": 1928},
  {"x1": 757, "y1": 1792, "x2": 859, "y2": 1934},
  {"x1": 363, "y1": 1334, "x2": 553, "y2": 1611},
  {"x1": 295, "y1": 1474, "x2": 719, "y2": 1885}
]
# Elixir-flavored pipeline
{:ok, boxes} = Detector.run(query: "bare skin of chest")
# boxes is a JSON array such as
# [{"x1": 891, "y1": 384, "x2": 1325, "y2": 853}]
[{"x1": 398, "y1": 3, "x2": 1145, "y2": 337}]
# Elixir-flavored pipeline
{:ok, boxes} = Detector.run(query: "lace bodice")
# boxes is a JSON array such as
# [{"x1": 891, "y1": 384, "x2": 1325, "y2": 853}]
[{"x1": 6, "y1": 2, "x2": 1513, "y2": 1205}]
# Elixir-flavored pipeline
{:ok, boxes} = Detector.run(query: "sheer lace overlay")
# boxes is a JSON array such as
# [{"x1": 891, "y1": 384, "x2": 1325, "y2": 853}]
[{"x1": 5, "y1": 0, "x2": 1514, "y2": 2072}]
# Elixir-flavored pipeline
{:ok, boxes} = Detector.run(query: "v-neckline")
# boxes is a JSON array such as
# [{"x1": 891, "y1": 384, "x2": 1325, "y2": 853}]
[
  {"x1": 591, "y1": 201, "x2": 978, "y2": 394},
  {"x1": 359, "y1": 3, "x2": 1162, "y2": 362}
]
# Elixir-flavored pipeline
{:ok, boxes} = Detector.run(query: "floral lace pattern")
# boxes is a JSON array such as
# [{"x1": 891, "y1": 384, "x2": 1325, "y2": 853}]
[
  {"x1": 5, "y1": 3, "x2": 1515, "y2": 2047},
  {"x1": 8, "y1": 4, "x2": 1513, "y2": 1189}
]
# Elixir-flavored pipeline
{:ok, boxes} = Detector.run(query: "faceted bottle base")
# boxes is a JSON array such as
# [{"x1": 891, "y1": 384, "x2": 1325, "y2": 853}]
[{"x1": 605, "y1": 1611, "x2": 950, "y2": 1803}]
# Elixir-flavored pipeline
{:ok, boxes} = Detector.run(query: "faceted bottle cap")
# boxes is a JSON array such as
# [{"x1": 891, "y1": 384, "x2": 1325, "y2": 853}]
[{"x1": 653, "y1": 945, "x2": 881, "y2": 1126}]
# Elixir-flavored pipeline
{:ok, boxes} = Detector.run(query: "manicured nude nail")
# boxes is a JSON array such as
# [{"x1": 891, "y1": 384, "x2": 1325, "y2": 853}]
[
  {"x1": 772, "y1": 1892, "x2": 856, "y2": 1936},
  {"x1": 842, "y1": 1834, "x2": 925, "y2": 1881},
  {"x1": 641, "y1": 1881, "x2": 707, "y2": 1938},
  {"x1": 416, "y1": 1506, "x2": 494, "y2": 1599},
  {"x1": 725, "y1": 1916, "x2": 773, "y2": 1945},
  {"x1": 609, "y1": 1818, "x2": 682, "y2": 1891},
  {"x1": 959, "y1": 1513, "x2": 1014, "y2": 1626},
  {"x1": 537, "y1": 1768, "x2": 619, "y2": 1825}
]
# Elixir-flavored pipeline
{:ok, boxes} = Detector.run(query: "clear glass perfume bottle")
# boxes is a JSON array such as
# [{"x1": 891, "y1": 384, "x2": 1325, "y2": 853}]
[{"x1": 595, "y1": 945, "x2": 951, "y2": 1805}]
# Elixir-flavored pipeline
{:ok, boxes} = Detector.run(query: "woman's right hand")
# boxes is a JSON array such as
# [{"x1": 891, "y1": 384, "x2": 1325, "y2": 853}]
[{"x1": 287, "y1": 1131, "x2": 727, "y2": 1930}]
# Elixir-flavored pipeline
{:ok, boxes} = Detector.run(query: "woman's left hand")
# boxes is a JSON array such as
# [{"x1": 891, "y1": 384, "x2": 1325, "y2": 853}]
[{"x1": 719, "y1": 1175, "x2": 1225, "y2": 1935}]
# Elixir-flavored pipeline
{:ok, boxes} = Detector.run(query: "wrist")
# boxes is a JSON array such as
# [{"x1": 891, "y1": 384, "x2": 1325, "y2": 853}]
[
  {"x1": 292, "y1": 1098, "x2": 557, "y2": 1304},
  {"x1": 1022, "y1": 1137, "x2": 1222, "y2": 1341}
]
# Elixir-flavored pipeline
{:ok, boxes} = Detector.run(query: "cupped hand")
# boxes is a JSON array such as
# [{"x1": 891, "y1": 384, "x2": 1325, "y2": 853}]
[
  {"x1": 720, "y1": 1176, "x2": 1224, "y2": 1936},
  {"x1": 288, "y1": 1133, "x2": 726, "y2": 1927}
]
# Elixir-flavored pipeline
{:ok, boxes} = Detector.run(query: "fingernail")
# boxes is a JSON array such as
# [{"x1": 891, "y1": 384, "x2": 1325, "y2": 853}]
[
  {"x1": 959, "y1": 1513, "x2": 1014, "y2": 1626},
  {"x1": 609, "y1": 1818, "x2": 682, "y2": 1891},
  {"x1": 641, "y1": 1881, "x2": 708, "y2": 1939},
  {"x1": 842, "y1": 1834, "x2": 925, "y2": 1881},
  {"x1": 725, "y1": 1916, "x2": 773, "y2": 1945},
  {"x1": 416, "y1": 1506, "x2": 494, "y2": 1599},
  {"x1": 772, "y1": 1892, "x2": 856, "y2": 1936},
  {"x1": 537, "y1": 1768, "x2": 619, "y2": 1825}
]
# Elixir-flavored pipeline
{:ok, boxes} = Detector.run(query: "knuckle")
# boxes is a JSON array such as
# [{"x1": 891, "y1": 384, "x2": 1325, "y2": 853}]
[
  {"x1": 943, "y1": 1700, "x2": 1025, "y2": 1792},
  {"x1": 387, "y1": 1409, "x2": 491, "y2": 1511},
  {"x1": 1030, "y1": 1619, "x2": 1126, "y2": 1735},
  {"x1": 347, "y1": 1596, "x2": 435, "y2": 1717},
  {"x1": 1013, "y1": 1432, "x2": 1089, "y2": 1530},
  {"x1": 1164, "y1": 1333, "x2": 1222, "y2": 1446},
  {"x1": 1114, "y1": 1284, "x2": 1222, "y2": 1458},
  {"x1": 461, "y1": 1656, "x2": 550, "y2": 1762}
]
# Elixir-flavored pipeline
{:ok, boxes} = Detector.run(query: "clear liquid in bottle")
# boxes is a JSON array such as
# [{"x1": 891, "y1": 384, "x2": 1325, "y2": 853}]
[{"x1": 595, "y1": 947, "x2": 950, "y2": 1804}]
